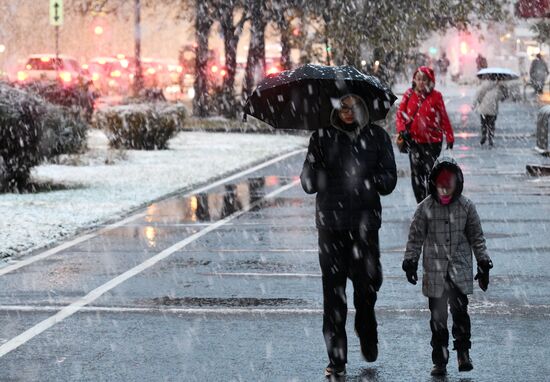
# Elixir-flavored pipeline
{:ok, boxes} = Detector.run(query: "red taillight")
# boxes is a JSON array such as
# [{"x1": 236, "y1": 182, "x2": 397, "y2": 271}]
[
  {"x1": 220, "y1": 69, "x2": 227, "y2": 77},
  {"x1": 211, "y1": 65, "x2": 218, "y2": 73},
  {"x1": 92, "y1": 72, "x2": 100, "y2": 82},
  {"x1": 266, "y1": 67, "x2": 280, "y2": 75}
]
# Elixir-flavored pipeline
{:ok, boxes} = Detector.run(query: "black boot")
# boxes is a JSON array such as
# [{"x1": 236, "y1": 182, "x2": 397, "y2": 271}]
[
  {"x1": 457, "y1": 349, "x2": 473, "y2": 372},
  {"x1": 431, "y1": 364, "x2": 447, "y2": 376},
  {"x1": 359, "y1": 336, "x2": 378, "y2": 362},
  {"x1": 480, "y1": 136, "x2": 486, "y2": 145}
]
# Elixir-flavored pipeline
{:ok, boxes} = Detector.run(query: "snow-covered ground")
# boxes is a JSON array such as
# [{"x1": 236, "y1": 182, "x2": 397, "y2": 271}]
[{"x1": 0, "y1": 129, "x2": 307, "y2": 258}]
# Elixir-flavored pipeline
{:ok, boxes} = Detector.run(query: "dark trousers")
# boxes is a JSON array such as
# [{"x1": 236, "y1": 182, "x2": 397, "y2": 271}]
[
  {"x1": 408, "y1": 142, "x2": 442, "y2": 203},
  {"x1": 480, "y1": 115, "x2": 497, "y2": 146},
  {"x1": 428, "y1": 279, "x2": 472, "y2": 365},
  {"x1": 318, "y1": 229, "x2": 381, "y2": 367},
  {"x1": 533, "y1": 80, "x2": 545, "y2": 95}
]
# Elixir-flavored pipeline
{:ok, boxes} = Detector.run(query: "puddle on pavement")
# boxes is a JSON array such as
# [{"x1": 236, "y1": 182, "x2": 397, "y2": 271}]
[
  {"x1": 85, "y1": 176, "x2": 304, "y2": 252},
  {"x1": 143, "y1": 175, "x2": 300, "y2": 225}
]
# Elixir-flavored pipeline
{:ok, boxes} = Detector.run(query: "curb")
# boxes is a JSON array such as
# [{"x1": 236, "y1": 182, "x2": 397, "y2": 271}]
[{"x1": 526, "y1": 164, "x2": 550, "y2": 176}]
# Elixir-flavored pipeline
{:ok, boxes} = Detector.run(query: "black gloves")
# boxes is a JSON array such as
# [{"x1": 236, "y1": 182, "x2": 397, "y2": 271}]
[
  {"x1": 446, "y1": 142, "x2": 454, "y2": 150},
  {"x1": 474, "y1": 259, "x2": 493, "y2": 291},
  {"x1": 400, "y1": 131, "x2": 411, "y2": 141},
  {"x1": 402, "y1": 259, "x2": 418, "y2": 285}
]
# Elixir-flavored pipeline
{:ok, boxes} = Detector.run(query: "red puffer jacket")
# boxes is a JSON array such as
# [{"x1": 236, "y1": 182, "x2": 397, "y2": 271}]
[{"x1": 396, "y1": 68, "x2": 454, "y2": 145}]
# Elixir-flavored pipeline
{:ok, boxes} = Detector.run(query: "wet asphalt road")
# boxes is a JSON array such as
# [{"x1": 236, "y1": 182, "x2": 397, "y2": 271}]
[{"x1": 0, "y1": 90, "x2": 550, "y2": 381}]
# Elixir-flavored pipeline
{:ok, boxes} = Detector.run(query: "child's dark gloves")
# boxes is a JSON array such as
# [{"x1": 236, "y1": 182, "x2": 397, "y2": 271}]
[
  {"x1": 402, "y1": 259, "x2": 418, "y2": 285},
  {"x1": 474, "y1": 259, "x2": 493, "y2": 291}
]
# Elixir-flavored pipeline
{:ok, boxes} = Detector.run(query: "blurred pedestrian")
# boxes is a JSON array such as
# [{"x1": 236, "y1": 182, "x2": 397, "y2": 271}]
[
  {"x1": 529, "y1": 53, "x2": 549, "y2": 95},
  {"x1": 300, "y1": 93, "x2": 397, "y2": 377},
  {"x1": 396, "y1": 66, "x2": 454, "y2": 203},
  {"x1": 436, "y1": 53, "x2": 450, "y2": 86},
  {"x1": 402, "y1": 157, "x2": 493, "y2": 376},
  {"x1": 476, "y1": 54, "x2": 488, "y2": 71},
  {"x1": 473, "y1": 78, "x2": 506, "y2": 147}
]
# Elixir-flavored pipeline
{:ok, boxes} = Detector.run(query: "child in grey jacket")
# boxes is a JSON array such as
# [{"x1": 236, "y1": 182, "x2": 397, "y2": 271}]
[{"x1": 402, "y1": 156, "x2": 493, "y2": 376}]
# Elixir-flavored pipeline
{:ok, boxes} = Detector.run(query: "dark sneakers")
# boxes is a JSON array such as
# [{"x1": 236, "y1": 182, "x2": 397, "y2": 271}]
[
  {"x1": 431, "y1": 364, "x2": 447, "y2": 376},
  {"x1": 457, "y1": 349, "x2": 474, "y2": 372},
  {"x1": 324, "y1": 363, "x2": 346, "y2": 377}
]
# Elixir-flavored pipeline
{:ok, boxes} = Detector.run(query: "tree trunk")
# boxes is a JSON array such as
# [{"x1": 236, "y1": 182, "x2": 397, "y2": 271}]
[
  {"x1": 219, "y1": 3, "x2": 241, "y2": 118},
  {"x1": 132, "y1": 0, "x2": 144, "y2": 96},
  {"x1": 243, "y1": 0, "x2": 266, "y2": 97},
  {"x1": 193, "y1": 1, "x2": 213, "y2": 117},
  {"x1": 278, "y1": 17, "x2": 292, "y2": 70}
]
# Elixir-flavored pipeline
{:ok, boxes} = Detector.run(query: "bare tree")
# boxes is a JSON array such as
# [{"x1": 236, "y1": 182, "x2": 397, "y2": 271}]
[
  {"x1": 242, "y1": 0, "x2": 267, "y2": 98},
  {"x1": 193, "y1": 1, "x2": 214, "y2": 117},
  {"x1": 213, "y1": 0, "x2": 248, "y2": 118}
]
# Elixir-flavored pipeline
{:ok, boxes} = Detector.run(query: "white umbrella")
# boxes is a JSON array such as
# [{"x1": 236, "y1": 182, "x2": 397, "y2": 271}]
[{"x1": 476, "y1": 67, "x2": 520, "y2": 80}]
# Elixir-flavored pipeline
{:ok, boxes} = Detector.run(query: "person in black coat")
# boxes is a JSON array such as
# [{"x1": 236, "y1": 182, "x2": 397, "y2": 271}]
[{"x1": 300, "y1": 94, "x2": 397, "y2": 377}]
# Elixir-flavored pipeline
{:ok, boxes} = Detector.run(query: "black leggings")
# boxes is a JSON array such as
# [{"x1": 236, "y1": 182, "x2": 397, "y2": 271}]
[
  {"x1": 318, "y1": 229, "x2": 381, "y2": 367},
  {"x1": 408, "y1": 142, "x2": 442, "y2": 203}
]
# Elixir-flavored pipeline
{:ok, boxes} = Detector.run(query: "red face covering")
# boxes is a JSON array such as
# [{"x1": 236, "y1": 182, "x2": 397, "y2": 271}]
[
  {"x1": 439, "y1": 195, "x2": 453, "y2": 205},
  {"x1": 436, "y1": 169, "x2": 456, "y2": 205}
]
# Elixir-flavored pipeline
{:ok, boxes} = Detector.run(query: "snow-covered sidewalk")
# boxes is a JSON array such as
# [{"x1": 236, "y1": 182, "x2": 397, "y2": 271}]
[{"x1": 0, "y1": 130, "x2": 307, "y2": 258}]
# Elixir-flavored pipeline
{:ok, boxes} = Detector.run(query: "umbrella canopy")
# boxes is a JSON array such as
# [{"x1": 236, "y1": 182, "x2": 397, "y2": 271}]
[
  {"x1": 243, "y1": 64, "x2": 397, "y2": 130},
  {"x1": 477, "y1": 67, "x2": 519, "y2": 81}
]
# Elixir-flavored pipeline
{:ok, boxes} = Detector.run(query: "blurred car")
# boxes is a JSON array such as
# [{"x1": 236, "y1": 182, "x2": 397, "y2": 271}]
[
  {"x1": 141, "y1": 58, "x2": 182, "y2": 89},
  {"x1": 16, "y1": 54, "x2": 86, "y2": 87},
  {"x1": 178, "y1": 45, "x2": 225, "y2": 90},
  {"x1": 85, "y1": 57, "x2": 131, "y2": 96}
]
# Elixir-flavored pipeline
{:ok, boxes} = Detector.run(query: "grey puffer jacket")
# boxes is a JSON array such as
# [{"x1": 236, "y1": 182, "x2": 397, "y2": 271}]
[{"x1": 404, "y1": 157, "x2": 491, "y2": 298}]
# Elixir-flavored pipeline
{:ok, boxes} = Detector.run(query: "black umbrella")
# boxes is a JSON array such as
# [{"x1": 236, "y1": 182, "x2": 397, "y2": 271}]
[{"x1": 243, "y1": 64, "x2": 397, "y2": 130}]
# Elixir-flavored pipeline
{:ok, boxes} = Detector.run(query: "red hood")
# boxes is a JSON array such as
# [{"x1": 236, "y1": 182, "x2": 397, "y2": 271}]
[{"x1": 413, "y1": 66, "x2": 435, "y2": 83}]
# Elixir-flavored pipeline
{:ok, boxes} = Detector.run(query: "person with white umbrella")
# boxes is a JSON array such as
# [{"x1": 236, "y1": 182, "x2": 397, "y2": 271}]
[{"x1": 473, "y1": 68, "x2": 518, "y2": 147}]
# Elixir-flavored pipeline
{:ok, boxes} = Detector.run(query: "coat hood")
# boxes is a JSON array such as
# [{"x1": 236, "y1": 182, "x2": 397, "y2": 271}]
[
  {"x1": 330, "y1": 94, "x2": 370, "y2": 139},
  {"x1": 413, "y1": 66, "x2": 436, "y2": 83},
  {"x1": 428, "y1": 156, "x2": 464, "y2": 202}
]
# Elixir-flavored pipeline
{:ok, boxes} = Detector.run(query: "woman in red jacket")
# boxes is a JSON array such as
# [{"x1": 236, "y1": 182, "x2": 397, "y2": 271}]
[{"x1": 396, "y1": 66, "x2": 454, "y2": 203}]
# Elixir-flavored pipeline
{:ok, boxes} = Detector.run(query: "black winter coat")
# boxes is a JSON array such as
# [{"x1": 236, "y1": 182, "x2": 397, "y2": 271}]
[{"x1": 300, "y1": 124, "x2": 397, "y2": 230}]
